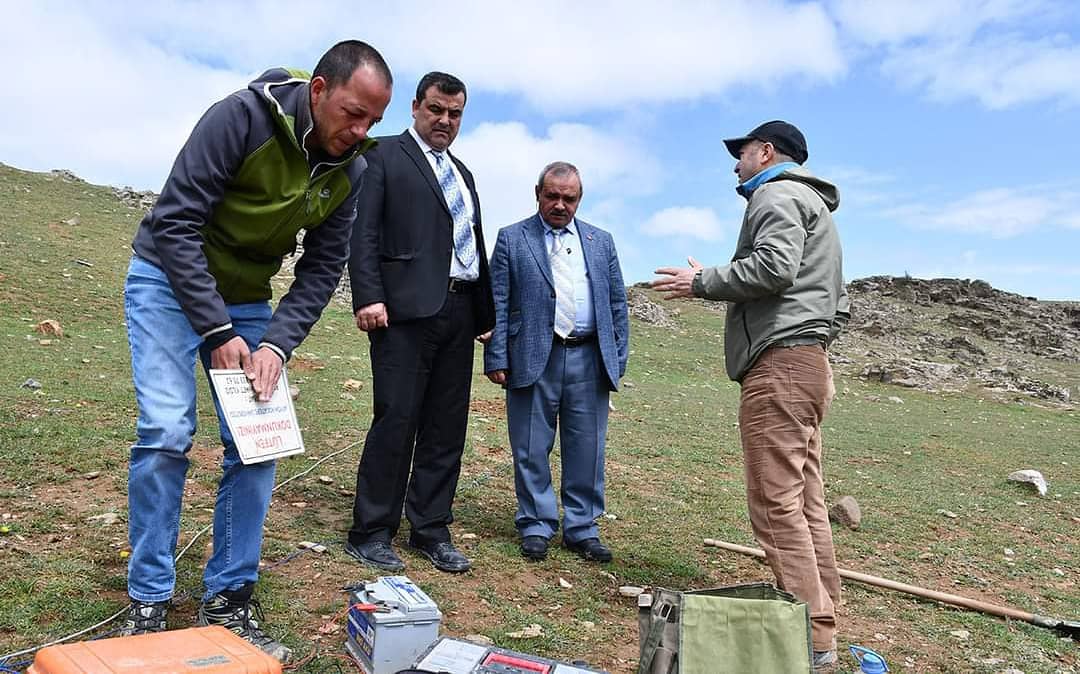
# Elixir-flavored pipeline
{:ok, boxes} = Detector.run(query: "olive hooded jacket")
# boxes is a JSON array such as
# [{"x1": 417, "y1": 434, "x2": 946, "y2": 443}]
[{"x1": 693, "y1": 166, "x2": 850, "y2": 381}]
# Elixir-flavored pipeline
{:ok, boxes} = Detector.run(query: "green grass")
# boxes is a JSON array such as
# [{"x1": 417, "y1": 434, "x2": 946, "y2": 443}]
[{"x1": 0, "y1": 162, "x2": 1077, "y2": 672}]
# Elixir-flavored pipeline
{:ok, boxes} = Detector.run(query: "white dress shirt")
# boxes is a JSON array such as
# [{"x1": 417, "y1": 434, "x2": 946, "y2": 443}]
[{"x1": 408, "y1": 126, "x2": 479, "y2": 281}]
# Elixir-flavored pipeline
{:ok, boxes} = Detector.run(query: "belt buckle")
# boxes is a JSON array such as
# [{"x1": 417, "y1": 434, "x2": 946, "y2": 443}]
[{"x1": 448, "y1": 278, "x2": 463, "y2": 292}]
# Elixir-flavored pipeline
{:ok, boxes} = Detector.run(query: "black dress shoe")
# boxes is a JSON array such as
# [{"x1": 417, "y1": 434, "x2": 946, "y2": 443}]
[
  {"x1": 408, "y1": 540, "x2": 471, "y2": 573},
  {"x1": 563, "y1": 537, "x2": 613, "y2": 562},
  {"x1": 520, "y1": 536, "x2": 549, "y2": 561},
  {"x1": 345, "y1": 540, "x2": 405, "y2": 572}
]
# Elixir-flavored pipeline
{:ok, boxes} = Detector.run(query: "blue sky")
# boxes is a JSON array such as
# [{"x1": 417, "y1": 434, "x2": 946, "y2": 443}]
[{"x1": 4, "y1": 1, "x2": 1079, "y2": 298}]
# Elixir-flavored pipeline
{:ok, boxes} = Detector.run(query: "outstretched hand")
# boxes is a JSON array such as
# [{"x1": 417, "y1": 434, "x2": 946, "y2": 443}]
[{"x1": 651, "y1": 256, "x2": 703, "y2": 299}]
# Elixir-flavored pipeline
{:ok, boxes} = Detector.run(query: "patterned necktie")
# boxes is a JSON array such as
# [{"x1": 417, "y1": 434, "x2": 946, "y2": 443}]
[
  {"x1": 549, "y1": 228, "x2": 575, "y2": 338},
  {"x1": 432, "y1": 151, "x2": 476, "y2": 269}
]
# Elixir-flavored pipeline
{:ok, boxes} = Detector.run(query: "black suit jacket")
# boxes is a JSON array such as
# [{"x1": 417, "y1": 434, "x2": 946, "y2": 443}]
[{"x1": 349, "y1": 130, "x2": 495, "y2": 334}]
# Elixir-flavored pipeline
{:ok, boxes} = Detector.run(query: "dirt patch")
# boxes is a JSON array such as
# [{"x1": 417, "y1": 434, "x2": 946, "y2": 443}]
[
  {"x1": 290, "y1": 353, "x2": 326, "y2": 372},
  {"x1": 470, "y1": 398, "x2": 506, "y2": 417}
]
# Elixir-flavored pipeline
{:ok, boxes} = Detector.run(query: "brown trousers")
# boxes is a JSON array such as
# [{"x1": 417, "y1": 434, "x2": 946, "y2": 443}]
[{"x1": 739, "y1": 344, "x2": 841, "y2": 652}]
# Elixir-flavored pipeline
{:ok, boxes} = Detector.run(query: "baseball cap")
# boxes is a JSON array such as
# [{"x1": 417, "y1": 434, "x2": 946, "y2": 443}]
[{"x1": 723, "y1": 120, "x2": 808, "y2": 164}]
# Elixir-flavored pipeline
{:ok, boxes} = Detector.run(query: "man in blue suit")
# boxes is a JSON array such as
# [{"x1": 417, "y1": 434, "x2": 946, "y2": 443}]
[{"x1": 484, "y1": 162, "x2": 629, "y2": 562}]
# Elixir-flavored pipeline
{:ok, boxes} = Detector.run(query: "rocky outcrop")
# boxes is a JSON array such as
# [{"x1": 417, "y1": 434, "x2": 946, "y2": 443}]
[{"x1": 841, "y1": 276, "x2": 1077, "y2": 404}]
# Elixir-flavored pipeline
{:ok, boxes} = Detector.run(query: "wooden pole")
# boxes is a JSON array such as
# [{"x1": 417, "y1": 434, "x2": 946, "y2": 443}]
[{"x1": 703, "y1": 538, "x2": 1078, "y2": 637}]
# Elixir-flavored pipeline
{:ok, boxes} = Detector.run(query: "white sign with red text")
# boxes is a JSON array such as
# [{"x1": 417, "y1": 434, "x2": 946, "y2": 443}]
[{"x1": 208, "y1": 368, "x2": 304, "y2": 464}]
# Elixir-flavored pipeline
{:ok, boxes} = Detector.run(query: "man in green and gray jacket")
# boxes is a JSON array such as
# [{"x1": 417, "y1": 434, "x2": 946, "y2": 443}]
[
  {"x1": 121, "y1": 41, "x2": 392, "y2": 661},
  {"x1": 653, "y1": 121, "x2": 849, "y2": 672}
]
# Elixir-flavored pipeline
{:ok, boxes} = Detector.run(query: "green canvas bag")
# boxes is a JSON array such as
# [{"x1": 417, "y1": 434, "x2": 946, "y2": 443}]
[{"x1": 637, "y1": 582, "x2": 812, "y2": 674}]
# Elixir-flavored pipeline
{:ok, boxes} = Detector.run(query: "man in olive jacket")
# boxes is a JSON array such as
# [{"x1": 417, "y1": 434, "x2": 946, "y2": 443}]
[
  {"x1": 121, "y1": 41, "x2": 391, "y2": 661},
  {"x1": 652, "y1": 121, "x2": 849, "y2": 671}
]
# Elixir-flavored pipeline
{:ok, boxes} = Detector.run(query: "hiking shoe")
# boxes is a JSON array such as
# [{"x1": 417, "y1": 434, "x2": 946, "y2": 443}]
[
  {"x1": 197, "y1": 584, "x2": 292, "y2": 663},
  {"x1": 119, "y1": 599, "x2": 168, "y2": 636},
  {"x1": 812, "y1": 649, "x2": 837, "y2": 672}
]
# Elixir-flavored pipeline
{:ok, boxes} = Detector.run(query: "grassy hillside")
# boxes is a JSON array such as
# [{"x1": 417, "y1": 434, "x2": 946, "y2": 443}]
[{"x1": 0, "y1": 163, "x2": 1077, "y2": 672}]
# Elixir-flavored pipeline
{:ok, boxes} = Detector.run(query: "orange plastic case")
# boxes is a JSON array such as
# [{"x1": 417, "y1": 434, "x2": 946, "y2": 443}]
[{"x1": 28, "y1": 626, "x2": 282, "y2": 674}]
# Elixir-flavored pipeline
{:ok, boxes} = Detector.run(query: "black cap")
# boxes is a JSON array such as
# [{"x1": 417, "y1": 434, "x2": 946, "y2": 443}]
[{"x1": 723, "y1": 120, "x2": 808, "y2": 164}]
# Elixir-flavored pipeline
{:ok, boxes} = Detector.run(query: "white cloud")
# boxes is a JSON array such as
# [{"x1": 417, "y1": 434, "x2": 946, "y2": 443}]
[
  {"x1": 830, "y1": 0, "x2": 1036, "y2": 46},
  {"x1": 364, "y1": 1, "x2": 846, "y2": 111},
  {"x1": 831, "y1": 0, "x2": 1080, "y2": 109},
  {"x1": 452, "y1": 121, "x2": 657, "y2": 245},
  {"x1": 0, "y1": 3, "x2": 248, "y2": 188},
  {"x1": 885, "y1": 184, "x2": 1080, "y2": 238},
  {"x1": 820, "y1": 165, "x2": 897, "y2": 208},
  {"x1": 639, "y1": 206, "x2": 726, "y2": 241},
  {"x1": 0, "y1": 1, "x2": 850, "y2": 189},
  {"x1": 881, "y1": 35, "x2": 1080, "y2": 109}
]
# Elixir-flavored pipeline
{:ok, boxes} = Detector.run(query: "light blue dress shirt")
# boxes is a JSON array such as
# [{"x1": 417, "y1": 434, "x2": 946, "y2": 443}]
[
  {"x1": 408, "y1": 126, "x2": 480, "y2": 281},
  {"x1": 542, "y1": 218, "x2": 595, "y2": 336}
]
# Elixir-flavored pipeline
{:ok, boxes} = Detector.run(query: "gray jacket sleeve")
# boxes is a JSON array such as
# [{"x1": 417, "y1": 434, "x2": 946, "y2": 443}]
[
  {"x1": 147, "y1": 96, "x2": 250, "y2": 348},
  {"x1": 695, "y1": 191, "x2": 806, "y2": 302},
  {"x1": 260, "y1": 174, "x2": 363, "y2": 361},
  {"x1": 829, "y1": 281, "x2": 851, "y2": 344}
]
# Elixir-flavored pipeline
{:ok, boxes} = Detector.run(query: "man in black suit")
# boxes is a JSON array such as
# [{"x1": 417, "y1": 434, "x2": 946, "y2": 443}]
[{"x1": 346, "y1": 72, "x2": 494, "y2": 573}]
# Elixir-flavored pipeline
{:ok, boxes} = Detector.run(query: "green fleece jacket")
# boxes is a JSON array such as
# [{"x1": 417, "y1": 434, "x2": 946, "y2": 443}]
[{"x1": 132, "y1": 68, "x2": 375, "y2": 359}]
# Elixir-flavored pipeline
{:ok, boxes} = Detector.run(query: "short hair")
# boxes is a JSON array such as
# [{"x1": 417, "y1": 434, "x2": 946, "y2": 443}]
[
  {"x1": 312, "y1": 40, "x2": 392, "y2": 90},
  {"x1": 415, "y1": 72, "x2": 467, "y2": 104},
  {"x1": 536, "y1": 161, "x2": 582, "y2": 192},
  {"x1": 749, "y1": 138, "x2": 796, "y2": 165}
]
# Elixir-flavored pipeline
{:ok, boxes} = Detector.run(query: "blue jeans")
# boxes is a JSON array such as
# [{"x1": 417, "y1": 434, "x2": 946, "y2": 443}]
[{"x1": 124, "y1": 255, "x2": 277, "y2": 602}]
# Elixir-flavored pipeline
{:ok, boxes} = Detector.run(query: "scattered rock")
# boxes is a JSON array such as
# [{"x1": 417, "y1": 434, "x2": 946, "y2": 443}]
[
  {"x1": 559, "y1": 577, "x2": 573, "y2": 589},
  {"x1": 50, "y1": 169, "x2": 84, "y2": 182},
  {"x1": 35, "y1": 320, "x2": 64, "y2": 338},
  {"x1": 297, "y1": 541, "x2": 328, "y2": 553},
  {"x1": 1007, "y1": 469, "x2": 1048, "y2": 496},
  {"x1": 20, "y1": 378, "x2": 42, "y2": 390},
  {"x1": 887, "y1": 396, "x2": 904, "y2": 404},
  {"x1": 343, "y1": 378, "x2": 364, "y2": 391},
  {"x1": 618, "y1": 585, "x2": 645, "y2": 597},
  {"x1": 288, "y1": 385, "x2": 300, "y2": 400},
  {"x1": 113, "y1": 185, "x2": 158, "y2": 211},
  {"x1": 505, "y1": 623, "x2": 544, "y2": 639},
  {"x1": 627, "y1": 287, "x2": 677, "y2": 327},
  {"x1": 460, "y1": 533, "x2": 478, "y2": 540},
  {"x1": 83, "y1": 471, "x2": 101, "y2": 480},
  {"x1": 317, "y1": 475, "x2": 333, "y2": 484},
  {"x1": 829, "y1": 495, "x2": 862, "y2": 530},
  {"x1": 62, "y1": 216, "x2": 80, "y2": 226},
  {"x1": 937, "y1": 509, "x2": 960, "y2": 519},
  {"x1": 87, "y1": 512, "x2": 120, "y2": 526},
  {"x1": 950, "y1": 629, "x2": 970, "y2": 640},
  {"x1": 465, "y1": 634, "x2": 494, "y2": 646}
]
